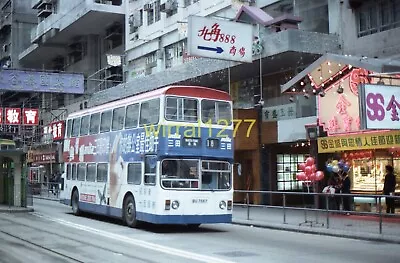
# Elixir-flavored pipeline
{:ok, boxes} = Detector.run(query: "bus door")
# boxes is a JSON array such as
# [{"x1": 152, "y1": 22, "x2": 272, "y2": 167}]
[{"x1": 143, "y1": 155, "x2": 157, "y2": 200}]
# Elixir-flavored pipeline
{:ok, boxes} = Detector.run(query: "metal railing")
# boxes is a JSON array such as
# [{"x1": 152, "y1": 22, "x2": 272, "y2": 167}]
[
  {"x1": 234, "y1": 190, "x2": 400, "y2": 236},
  {"x1": 28, "y1": 182, "x2": 61, "y2": 199}
]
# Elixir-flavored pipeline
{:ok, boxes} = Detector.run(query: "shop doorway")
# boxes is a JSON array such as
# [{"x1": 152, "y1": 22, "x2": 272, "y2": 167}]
[
  {"x1": 0, "y1": 157, "x2": 14, "y2": 206},
  {"x1": 234, "y1": 150, "x2": 255, "y2": 204}
]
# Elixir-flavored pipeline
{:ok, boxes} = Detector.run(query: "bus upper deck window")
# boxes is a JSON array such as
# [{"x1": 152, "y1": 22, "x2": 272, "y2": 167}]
[
  {"x1": 100, "y1": 111, "x2": 112, "y2": 133},
  {"x1": 71, "y1": 118, "x2": 81, "y2": 137},
  {"x1": 80, "y1": 115, "x2": 90, "y2": 136},
  {"x1": 125, "y1": 103, "x2": 139, "y2": 128},
  {"x1": 90, "y1": 113, "x2": 100, "y2": 135}
]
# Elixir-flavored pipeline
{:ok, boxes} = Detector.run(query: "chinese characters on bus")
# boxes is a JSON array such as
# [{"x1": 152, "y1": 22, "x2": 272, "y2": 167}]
[{"x1": 0, "y1": 108, "x2": 39, "y2": 125}]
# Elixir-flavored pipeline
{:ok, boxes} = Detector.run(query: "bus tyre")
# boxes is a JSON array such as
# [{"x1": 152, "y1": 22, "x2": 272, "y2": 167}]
[
  {"x1": 71, "y1": 190, "x2": 80, "y2": 216},
  {"x1": 123, "y1": 195, "x2": 138, "y2": 228}
]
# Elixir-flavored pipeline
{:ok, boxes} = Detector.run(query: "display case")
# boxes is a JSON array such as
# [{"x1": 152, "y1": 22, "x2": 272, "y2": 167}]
[
  {"x1": 351, "y1": 157, "x2": 389, "y2": 192},
  {"x1": 277, "y1": 154, "x2": 306, "y2": 191}
]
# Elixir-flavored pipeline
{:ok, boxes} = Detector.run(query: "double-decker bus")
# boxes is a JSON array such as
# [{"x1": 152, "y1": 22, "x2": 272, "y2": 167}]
[{"x1": 60, "y1": 86, "x2": 234, "y2": 228}]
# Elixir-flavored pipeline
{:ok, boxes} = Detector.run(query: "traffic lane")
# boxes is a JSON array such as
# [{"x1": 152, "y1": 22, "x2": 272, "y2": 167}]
[
  {"x1": 0, "y1": 213, "x2": 206, "y2": 263},
  {"x1": 33, "y1": 199, "x2": 399, "y2": 263},
  {"x1": 0, "y1": 231, "x2": 74, "y2": 263}
]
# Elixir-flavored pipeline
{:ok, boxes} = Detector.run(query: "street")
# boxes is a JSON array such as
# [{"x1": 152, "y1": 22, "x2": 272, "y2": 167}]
[{"x1": 0, "y1": 199, "x2": 398, "y2": 263}]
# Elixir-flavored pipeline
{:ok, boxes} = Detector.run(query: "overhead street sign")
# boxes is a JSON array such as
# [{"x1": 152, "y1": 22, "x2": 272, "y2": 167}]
[{"x1": 188, "y1": 16, "x2": 253, "y2": 63}]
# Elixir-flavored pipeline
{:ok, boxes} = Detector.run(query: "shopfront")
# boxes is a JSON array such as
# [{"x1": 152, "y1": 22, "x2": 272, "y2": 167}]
[{"x1": 318, "y1": 131, "x2": 400, "y2": 194}]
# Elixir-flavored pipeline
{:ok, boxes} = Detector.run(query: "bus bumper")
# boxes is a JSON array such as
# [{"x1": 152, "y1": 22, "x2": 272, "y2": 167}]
[{"x1": 136, "y1": 213, "x2": 232, "y2": 225}]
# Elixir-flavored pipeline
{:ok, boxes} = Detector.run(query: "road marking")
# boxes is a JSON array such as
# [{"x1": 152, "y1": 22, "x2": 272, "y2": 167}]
[{"x1": 32, "y1": 212, "x2": 234, "y2": 263}]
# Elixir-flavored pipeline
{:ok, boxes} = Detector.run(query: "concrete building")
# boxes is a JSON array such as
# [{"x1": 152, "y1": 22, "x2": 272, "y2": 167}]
[
  {"x1": 11, "y1": 0, "x2": 126, "y2": 188},
  {"x1": 0, "y1": 0, "x2": 37, "y2": 69},
  {"x1": 19, "y1": 0, "x2": 126, "y2": 116}
]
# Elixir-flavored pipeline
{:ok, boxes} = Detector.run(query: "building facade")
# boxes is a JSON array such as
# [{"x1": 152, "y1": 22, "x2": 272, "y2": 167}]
[
  {"x1": 0, "y1": 0, "x2": 37, "y2": 69},
  {"x1": 15, "y1": 0, "x2": 400, "y2": 204},
  {"x1": 9, "y1": 0, "x2": 126, "y2": 182}
]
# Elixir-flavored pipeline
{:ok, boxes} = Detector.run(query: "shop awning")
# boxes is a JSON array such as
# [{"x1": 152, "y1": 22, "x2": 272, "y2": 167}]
[{"x1": 280, "y1": 53, "x2": 400, "y2": 93}]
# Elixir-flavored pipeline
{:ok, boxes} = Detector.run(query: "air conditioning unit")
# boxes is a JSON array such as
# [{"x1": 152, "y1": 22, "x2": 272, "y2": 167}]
[
  {"x1": 161, "y1": 0, "x2": 176, "y2": 12},
  {"x1": 133, "y1": 17, "x2": 141, "y2": 27},
  {"x1": 143, "y1": 3, "x2": 153, "y2": 11},
  {"x1": 130, "y1": 33, "x2": 139, "y2": 41},
  {"x1": 157, "y1": 50, "x2": 164, "y2": 60}
]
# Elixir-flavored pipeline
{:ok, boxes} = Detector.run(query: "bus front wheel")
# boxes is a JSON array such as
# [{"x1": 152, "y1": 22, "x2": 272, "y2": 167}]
[
  {"x1": 123, "y1": 195, "x2": 138, "y2": 228},
  {"x1": 71, "y1": 190, "x2": 80, "y2": 216}
]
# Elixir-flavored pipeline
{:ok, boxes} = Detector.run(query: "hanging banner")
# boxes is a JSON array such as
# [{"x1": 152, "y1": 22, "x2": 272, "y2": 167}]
[{"x1": 318, "y1": 130, "x2": 400, "y2": 153}]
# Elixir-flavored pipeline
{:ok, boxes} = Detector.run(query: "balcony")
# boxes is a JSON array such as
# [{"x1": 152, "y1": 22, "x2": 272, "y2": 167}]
[
  {"x1": 0, "y1": 13, "x2": 11, "y2": 33},
  {"x1": 20, "y1": 0, "x2": 124, "y2": 68},
  {"x1": 32, "y1": 0, "x2": 54, "y2": 9}
]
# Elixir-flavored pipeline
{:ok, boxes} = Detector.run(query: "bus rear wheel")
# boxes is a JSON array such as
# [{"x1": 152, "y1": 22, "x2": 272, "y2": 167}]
[
  {"x1": 71, "y1": 190, "x2": 80, "y2": 216},
  {"x1": 123, "y1": 195, "x2": 138, "y2": 228}
]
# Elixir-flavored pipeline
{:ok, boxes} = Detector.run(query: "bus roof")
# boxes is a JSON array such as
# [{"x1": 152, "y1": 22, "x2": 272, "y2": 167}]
[{"x1": 68, "y1": 85, "x2": 231, "y2": 119}]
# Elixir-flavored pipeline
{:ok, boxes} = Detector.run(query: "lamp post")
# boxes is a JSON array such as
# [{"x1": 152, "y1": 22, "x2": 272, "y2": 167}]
[{"x1": 306, "y1": 123, "x2": 320, "y2": 208}]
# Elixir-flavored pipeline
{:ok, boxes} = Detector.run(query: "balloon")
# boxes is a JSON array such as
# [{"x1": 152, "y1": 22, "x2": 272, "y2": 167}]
[
  {"x1": 296, "y1": 172, "x2": 306, "y2": 181},
  {"x1": 315, "y1": 171, "x2": 324, "y2": 181},
  {"x1": 326, "y1": 164, "x2": 333, "y2": 173},
  {"x1": 306, "y1": 157, "x2": 315, "y2": 166},
  {"x1": 343, "y1": 165, "x2": 350, "y2": 172},
  {"x1": 331, "y1": 160, "x2": 338, "y2": 166},
  {"x1": 299, "y1": 163, "x2": 306, "y2": 172},
  {"x1": 332, "y1": 165, "x2": 339, "y2": 173},
  {"x1": 305, "y1": 166, "x2": 312, "y2": 175},
  {"x1": 309, "y1": 173, "x2": 316, "y2": 181},
  {"x1": 345, "y1": 162, "x2": 350, "y2": 167},
  {"x1": 311, "y1": 164, "x2": 317, "y2": 172}
]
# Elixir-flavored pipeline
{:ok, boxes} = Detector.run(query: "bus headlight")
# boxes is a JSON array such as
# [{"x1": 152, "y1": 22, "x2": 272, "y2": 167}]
[
  {"x1": 171, "y1": 200, "x2": 180, "y2": 210},
  {"x1": 219, "y1": 201, "x2": 227, "y2": 210}
]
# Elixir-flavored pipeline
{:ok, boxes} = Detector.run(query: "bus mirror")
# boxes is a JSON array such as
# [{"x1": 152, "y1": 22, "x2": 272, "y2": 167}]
[{"x1": 237, "y1": 164, "x2": 242, "y2": 176}]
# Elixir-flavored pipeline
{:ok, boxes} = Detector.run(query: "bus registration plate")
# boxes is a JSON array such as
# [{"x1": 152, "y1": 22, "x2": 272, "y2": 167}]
[{"x1": 192, "y1": 198, "x2": 208, "y2": 204}]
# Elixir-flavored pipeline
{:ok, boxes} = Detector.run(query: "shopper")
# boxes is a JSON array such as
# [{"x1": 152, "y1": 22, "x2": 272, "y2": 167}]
[{"x1": 383, "y1": 165, "x2": 396, "y2": 214}]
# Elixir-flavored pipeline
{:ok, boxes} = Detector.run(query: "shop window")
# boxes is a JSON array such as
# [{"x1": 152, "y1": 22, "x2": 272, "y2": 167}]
[
  {"x1": 277, "y1": 154, "x2": 305, "y2": 191},
  {"x1": 128, "y1": 163, "x2": 142, "y2": 185},
  {"x1": 351, "y1": 156, "x2": 389, "y2": 192}
]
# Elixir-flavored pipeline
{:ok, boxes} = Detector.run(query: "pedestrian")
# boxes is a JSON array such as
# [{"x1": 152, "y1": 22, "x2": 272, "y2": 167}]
[
  {"x1": 340, "y1": 171, "x2": 351, "y2": 214},
  {"x1": 383, "y1": 165, "x2": 396, "y2": 214}
]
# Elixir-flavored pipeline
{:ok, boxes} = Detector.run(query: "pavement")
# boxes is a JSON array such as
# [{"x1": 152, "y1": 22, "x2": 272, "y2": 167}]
[
  {"x1": 0, "y1": 204, "x2": 34, "y2": 213},
  {"x1": 30, "y1": 196, "x2": 400, "y2": 243},
  {"x1": 232, "y1": 205, "x2": 400, "y2": 244}
]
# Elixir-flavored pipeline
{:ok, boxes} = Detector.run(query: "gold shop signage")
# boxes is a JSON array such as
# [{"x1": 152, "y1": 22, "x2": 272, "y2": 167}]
[{"x1": 318, "y1": 131, "x2": 400, "y2": 153}]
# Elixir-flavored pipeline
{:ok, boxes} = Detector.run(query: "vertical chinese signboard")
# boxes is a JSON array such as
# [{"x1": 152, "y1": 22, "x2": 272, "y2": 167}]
[
  {"x1": 43, "y1": 121, "x2": 65, "y2": 141},
  {"x1": 187, "y1": 16, "x2": 253, "y2": 63},
  {"x1": 359, "y1": 84, "x2": 400, "y2": 130}
]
